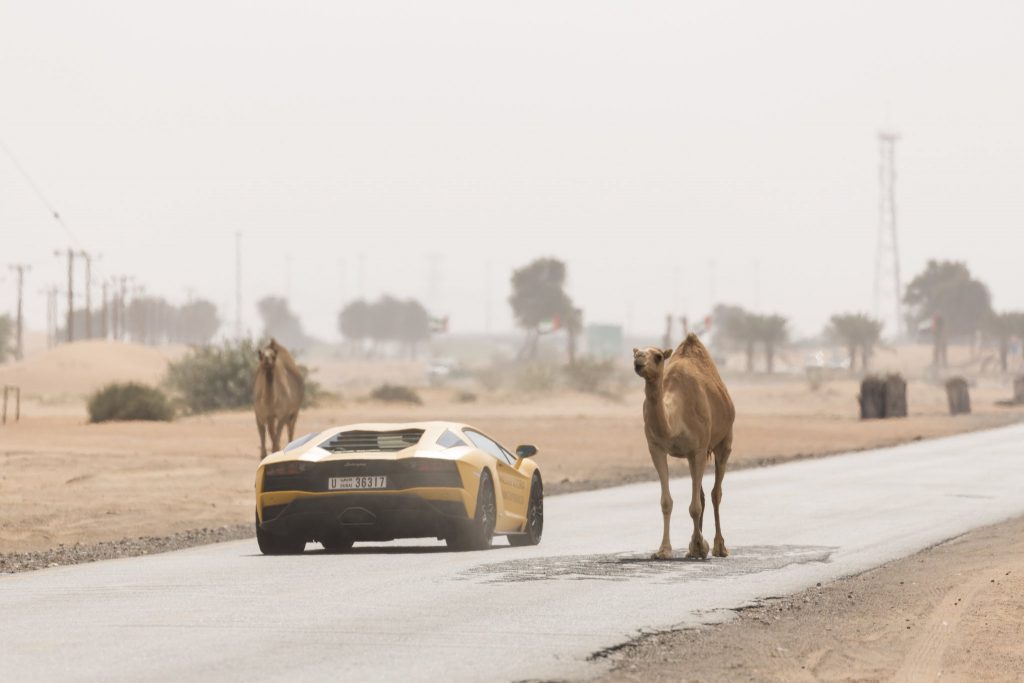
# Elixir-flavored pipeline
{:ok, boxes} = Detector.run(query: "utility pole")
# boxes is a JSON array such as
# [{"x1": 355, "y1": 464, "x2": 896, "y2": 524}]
[
  {"x1": 79, "y1": 251, "x2": 94, "y2": 339},
  {"x1": 39, "y1": 286, "x2": 57, "y2": 348},
  {"x1": 8, "y1": 264, "x2": 30, "y2": 360},
  {"x1": 54, "y1": 248, "x2": 75, "y2": 342},
  {"x1": 875, "y1": 131, "x2": 903, "y2": 338},
  {"x1": 101, "y1": 279, "x2": 109, "y2": 339},
  {"x1": 115, "y1": 275, "x2": 130, "y2": 341},
  {"x1": 234, "y1": 232, "x2": 242, "y2": 339}
]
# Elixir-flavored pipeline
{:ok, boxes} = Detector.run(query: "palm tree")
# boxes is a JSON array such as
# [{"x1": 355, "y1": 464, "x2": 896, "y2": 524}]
[
  {"x1": 991, "y1": 312, "x2": 1024, "y2": 373},
  {"x1": 754, "y1": 314, "x2": 788, "y2": 374},
  {"x1": 826, "y1": 313, "x2": 883, "y2": 372}
]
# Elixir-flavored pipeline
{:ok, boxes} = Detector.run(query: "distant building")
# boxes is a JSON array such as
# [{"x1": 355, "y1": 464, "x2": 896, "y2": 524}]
[{"x1": 585, "y1": 324, "x2": 624, "y2": 360}]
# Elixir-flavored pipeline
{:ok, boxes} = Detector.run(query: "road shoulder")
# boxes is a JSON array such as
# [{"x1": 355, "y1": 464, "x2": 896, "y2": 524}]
[{"x1": 591, "y1": 516, "x2": 1024, "y2": 682}]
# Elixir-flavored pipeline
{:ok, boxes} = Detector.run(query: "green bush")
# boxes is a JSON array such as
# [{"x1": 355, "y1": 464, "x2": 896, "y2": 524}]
[
  {"x1": 165, "y1": 339, "x2": 324, "y2": 414},
  {"x1": 369, "y1": 384, "x2": 422, "y2": 404},
  {"x1": 165, "y1": 340, "x2": 258, "y2": 413},
  {"x1": 88, "y1": 383, "x2": 174, "y2": 423}
]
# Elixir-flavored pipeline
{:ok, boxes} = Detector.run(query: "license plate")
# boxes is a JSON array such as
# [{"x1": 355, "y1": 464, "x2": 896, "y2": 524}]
[{"x1": 328, "y1": 475, "x2": 387, "y2": 491}]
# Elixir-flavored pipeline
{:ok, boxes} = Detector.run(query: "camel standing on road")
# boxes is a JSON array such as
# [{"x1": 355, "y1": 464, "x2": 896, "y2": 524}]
[
  {"x1": 633, "y1": 334, "x2": 735, "y2": 560},
  {"x1": 254, "y1": 338, "x2": 305, "y2": 459}
]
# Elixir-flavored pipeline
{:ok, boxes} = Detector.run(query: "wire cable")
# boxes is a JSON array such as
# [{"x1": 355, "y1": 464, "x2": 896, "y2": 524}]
[{"x1": 0, "y1": 136, "x2": 82, "y2": 247}]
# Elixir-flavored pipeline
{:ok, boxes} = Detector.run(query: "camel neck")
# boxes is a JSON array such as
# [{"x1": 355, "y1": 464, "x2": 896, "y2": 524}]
[
  {"x1": 263, "y1": 364, "x2": 275, "y2": 386},
  {"x1": 643, "y1": 376, "x2": 671, "y2": 439}
]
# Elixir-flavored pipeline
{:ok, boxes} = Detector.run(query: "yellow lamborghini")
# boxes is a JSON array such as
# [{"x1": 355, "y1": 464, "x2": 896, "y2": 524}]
[{"x1": 255, "y1": 421, "x2": 543, "y2": 554}]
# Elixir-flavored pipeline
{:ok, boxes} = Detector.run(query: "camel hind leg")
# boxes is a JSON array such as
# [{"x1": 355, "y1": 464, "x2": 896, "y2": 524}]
[
  {"x1": 711, "y1": 434, "x2": 732, "y2": 557},
  {"x1": 685, "y1": 452, "x2": 709, "y2": 559},
  {"x1": 648, "y1": 444, "x2": 673, "y2": 560}
]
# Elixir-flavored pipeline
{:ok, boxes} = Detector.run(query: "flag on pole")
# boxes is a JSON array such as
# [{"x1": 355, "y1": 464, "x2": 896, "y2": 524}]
[{"x1": 537, "y1": 315, "x2": 562, "y2": 334}]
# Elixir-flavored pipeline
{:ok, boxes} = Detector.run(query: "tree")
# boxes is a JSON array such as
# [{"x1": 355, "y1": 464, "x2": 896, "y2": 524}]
[
  {"x1": 337, "y1": 296, "x2": 432, "y2": 357},
  {"x1": 0, "y1": 314, "x2": 13, "y2": 363},
  {"x1": 508, "y1": 258, "x2": 577, "y2": 359},
  {"x1": 176, "y1": 300, "x2": 221, "y2": 345},
  {"x1": 257, "y1": 296, "x2": 308, "y2": 350},
  {"x1": 991, "y1": 312, "x2": 1024, "y2": 373},
  {"x1": 904, "y1": 261, "x2": 993, "y2": 339},
  {"x1": 827, "y1": 313, "x2": 884, "y2": 372},
  {"x1": 394, "y1": 299, "x2": 430, "y2": 357},
  {"x1": 753, "y1": 314, "x2": 788, "y2": 374},
  {"x1": 338, "y1": 300, "x2": 371, "y2": 349},
  {"x1": 712, "y1": 304, "x2": 759, "y2": 372}
]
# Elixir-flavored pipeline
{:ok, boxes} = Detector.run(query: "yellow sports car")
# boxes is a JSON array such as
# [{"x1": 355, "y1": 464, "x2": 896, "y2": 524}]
[{"x1": 255, "y1": 421, "x2": 543, "y2": 554}]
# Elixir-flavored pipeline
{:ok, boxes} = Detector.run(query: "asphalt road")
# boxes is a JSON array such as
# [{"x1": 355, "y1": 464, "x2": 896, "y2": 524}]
[{"x1": 3, "y1": 424, "x2": 1024, "y2": 682}]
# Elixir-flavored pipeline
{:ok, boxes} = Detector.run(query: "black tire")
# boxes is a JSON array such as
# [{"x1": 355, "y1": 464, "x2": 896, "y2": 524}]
[
  {"x1": 509, "y1": 472, "x2": 543, "y2": 546},
  {"x1": 255, "y1": 510, "x2": 306, "y2": 555},
  {"x1": 447, "y1": 471, "x2": 496, "y2": 551}
]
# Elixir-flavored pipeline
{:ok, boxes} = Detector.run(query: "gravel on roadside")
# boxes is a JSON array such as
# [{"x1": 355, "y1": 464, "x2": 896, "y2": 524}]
[{"x1": 0, "y1": 524, "x2": 253, "y2": 575}]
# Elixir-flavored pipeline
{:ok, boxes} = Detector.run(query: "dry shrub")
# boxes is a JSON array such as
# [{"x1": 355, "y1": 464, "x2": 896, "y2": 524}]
[
  {"x1": 369, "y1": 383, "x2": 422, "y2": 404},
  {"x1": 564, "y1": 357, "x2": 617, "y2": 394},
  {"x1": 88, "y1": 383, "x2": 174, "y2": 423},
  {"x1": 512, "y1": 362, "x2": 559, "y2": 393}
]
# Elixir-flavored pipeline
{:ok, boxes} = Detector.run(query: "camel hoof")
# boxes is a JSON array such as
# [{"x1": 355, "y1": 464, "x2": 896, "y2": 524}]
[
  {"x1": 686, "y1": 537, "x2": 709, "y2": 560},
  {"x1": 651, "y1": 548, "x2": 673, "y2": 560},
  {"x1": 713, "y1": 539, "x2": 729, "y2": 557}
]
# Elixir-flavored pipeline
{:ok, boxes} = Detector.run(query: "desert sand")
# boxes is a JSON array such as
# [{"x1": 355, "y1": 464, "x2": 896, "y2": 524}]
[{"x1": 2, "y1": 340, "x2": 1022, "y2": 553}]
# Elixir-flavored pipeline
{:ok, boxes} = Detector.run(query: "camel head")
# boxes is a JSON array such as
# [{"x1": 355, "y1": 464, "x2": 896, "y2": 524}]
[
  {"x1": 633, "y1": 346, "x2": 673, "y2": 380},
  {"x1": 257, "y1": 342, "x2": 278, "y2": 372}
]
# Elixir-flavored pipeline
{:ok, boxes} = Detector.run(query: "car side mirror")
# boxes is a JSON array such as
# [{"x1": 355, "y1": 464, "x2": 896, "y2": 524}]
[{"x1": 516, "y1": 444, "x2": 537, "y2": 458}]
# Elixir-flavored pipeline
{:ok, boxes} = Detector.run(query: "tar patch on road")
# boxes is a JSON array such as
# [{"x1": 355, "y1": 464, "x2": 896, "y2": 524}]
[{"x1": 459, "y1": 545, "x2": 834, "y2": 584}]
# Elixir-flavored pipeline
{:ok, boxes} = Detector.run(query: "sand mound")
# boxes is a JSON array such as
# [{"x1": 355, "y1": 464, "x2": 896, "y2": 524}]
[{"x1": 0, "y1": 340, "x2": 182, "y2": 399}]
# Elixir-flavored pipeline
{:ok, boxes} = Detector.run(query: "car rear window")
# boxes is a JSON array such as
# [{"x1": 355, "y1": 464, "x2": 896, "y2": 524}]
[
  {"x1": 436, "y1": 429, "x2": 466, "y2": 449},
  {"x1": 320, "y1": 429, "x2": 425, "y2": 453}
]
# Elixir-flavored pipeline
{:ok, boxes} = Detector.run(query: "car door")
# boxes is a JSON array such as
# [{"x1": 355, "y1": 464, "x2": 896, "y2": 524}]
[{"x1": 463, "y1": 430, "x2": 530, "y2": 530}]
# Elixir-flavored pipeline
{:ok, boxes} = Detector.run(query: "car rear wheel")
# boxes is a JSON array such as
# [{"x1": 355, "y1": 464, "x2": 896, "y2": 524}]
[
  {"x1": 447, "y1": 471, "x2": 496, "y2": 551},
  {"x1": 255, "y1": 510, "x2": 306, "y2": 555},
  {"x1": 509, "y1": 472, "x2": 543, "y2": 546}
]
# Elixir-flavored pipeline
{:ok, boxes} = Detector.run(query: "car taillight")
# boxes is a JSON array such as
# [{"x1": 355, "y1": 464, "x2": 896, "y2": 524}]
[
  {"x1": 265, "y1": 461, "x2": 311, "y2": 477},
  {"x1": 404, "y1": 458, "x2": 454, "y2": 472}
]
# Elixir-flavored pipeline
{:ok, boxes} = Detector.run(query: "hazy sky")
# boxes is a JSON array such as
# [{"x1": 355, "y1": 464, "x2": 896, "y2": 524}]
[{"x1": 3, "y1": 1, "x2": 1023, "y2": 341}]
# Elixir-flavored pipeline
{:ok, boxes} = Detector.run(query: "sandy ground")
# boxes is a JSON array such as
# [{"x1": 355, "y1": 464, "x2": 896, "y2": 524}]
[
  {"x1": 594, "y1": 515, "x2": 1024, "y2": 683},
  {"x1": 1, "y1": 339, "x2": 1022, "y2": 554},
  {"x1": 2, "y1": 379, "x2": 1022, "y2": 554}
]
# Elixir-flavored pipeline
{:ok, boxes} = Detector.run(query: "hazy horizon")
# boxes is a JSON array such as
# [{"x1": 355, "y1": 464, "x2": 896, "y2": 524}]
[{"x1": 3, "y1": 1, "x2": 1023, "y2": 342}]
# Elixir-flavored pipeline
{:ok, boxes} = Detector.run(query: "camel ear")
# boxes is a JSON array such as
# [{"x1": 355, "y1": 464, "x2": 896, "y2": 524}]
[
  {"x1": 663, "y1": 348, "x2": 673, "y2": 360},
  {"x1": 257, "y1": 349, "x2": 264, "y2": 360},
  {"x1": 632, "y1": 347, "x2": 639, "y2": 355}
]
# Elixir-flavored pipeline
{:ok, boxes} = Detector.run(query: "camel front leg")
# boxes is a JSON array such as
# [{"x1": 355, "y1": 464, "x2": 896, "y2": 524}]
[
  {"x1": 271, "y1": 419, "x2": 286, "y2": 453},
  {"x1": 266, "y1": 417, "x2": 279, "y2": 453},
  {"x1": 257, "y1": 417, "x2": 268, "y2": 459},
  {"x1": 685, "y1": 452, "x2": 709, "y2": 559},
  {"x1": 649, "y1": 445, "x2": 673, "y2": 560},
  {"x1": 286, "y1": 413, "x2": 297, "y2": 444}
]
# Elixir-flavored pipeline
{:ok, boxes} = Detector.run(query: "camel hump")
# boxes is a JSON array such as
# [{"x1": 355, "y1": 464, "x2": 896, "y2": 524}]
[{"x1": 676, "y1": 333, "x2": 712, "y2": 362}]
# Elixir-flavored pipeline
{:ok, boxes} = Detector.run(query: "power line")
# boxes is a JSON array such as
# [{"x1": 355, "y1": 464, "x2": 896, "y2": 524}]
[{"x1": 0, "y1": 137, "x2": 82, "y2": 247}]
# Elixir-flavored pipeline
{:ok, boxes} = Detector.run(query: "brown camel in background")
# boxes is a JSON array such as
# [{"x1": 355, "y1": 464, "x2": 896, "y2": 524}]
[
  {"x1": 254, "y1": 338, "x2": 305, "y2": 459},
  {"x1": 634, "y1": 334, "x2": 735, "y2": 560}
]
